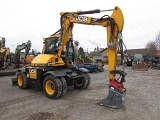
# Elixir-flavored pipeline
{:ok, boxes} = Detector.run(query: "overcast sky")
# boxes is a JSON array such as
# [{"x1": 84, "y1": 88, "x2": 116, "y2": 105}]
[{"x1": 1, "y1": 0, "x2": 160, "y2": 53}]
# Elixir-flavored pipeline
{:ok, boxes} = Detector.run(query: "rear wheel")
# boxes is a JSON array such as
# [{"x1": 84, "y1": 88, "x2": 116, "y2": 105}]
[
  {"x1": 17, "y1": 71, "x2": 28, "y2": 89},
  {"x1": 60, "y1": 77, "x2": 67, "y2": 96},
  {"x1": 74, "y1": 72, "x2": 90, "y2": 90},
  {"x1": 43, "y1": 75, "x2": 62, "y2": 99}
]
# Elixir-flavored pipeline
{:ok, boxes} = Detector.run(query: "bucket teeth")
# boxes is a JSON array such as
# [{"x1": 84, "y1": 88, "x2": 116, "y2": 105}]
[{"x1": 97, "y1": 85, "x2": 126, "y2": 109}]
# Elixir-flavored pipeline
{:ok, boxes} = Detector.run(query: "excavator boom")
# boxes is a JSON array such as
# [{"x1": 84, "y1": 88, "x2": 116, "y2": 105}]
[
  {"x1": 59, "y1": 7, "x2": 123, "y2": 75},
  {"x1": 14, "y1": 40, "x2": 32, "y2": 63},
  {"x1": 59, "y1": 6, "x2": 127, "y2": 108}
]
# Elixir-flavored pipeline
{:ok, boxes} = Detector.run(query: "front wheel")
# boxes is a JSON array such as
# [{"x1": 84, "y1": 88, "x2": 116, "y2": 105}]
[
  {"x1": 43, "y1": 75, "x2": 62, "y2": 99},
  {"x1": 17, "y1": 71, "x2": 28, "y2": 89}
]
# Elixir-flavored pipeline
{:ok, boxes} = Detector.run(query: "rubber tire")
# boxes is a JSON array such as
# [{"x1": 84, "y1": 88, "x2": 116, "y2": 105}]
[
  {"x1": 60, "y1": 77, "x2": 67, "y2": 96},
  {"x1": 43, "y1": 75, "x2": 62, "y2": 99},
  {"x1": 17, "y1": 71, "x2": 28, "y2": 89},
  {"x1": 74, "y1": 72, "x2": 89, "y2": 90},
  {"x1": 84, "y1": 73, "x2": 91, "y2": 89}
]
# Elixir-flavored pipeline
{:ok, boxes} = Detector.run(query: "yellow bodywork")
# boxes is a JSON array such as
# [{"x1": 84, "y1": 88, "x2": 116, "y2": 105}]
[
  {"x1": 28, "y1": 68, "x2": 37, "y2": 79},
  {"x1": 107, "y1": 7, "x2": 124, "y2": 78},
  {"x1": 31, "y1": 54, "x2": 65, "y2": 66}
]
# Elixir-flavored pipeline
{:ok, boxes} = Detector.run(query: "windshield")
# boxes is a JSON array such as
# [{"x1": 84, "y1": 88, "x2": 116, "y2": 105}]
[{"x1": 44, "y1": 37, "x2": 60, "y2": 54}]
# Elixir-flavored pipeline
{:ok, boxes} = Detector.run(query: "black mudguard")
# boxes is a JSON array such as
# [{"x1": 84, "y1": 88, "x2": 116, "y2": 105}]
[
  {"x1": 43, "y1": 71, "x2": 66, "y2": 78},
  {"x1": 74, "y1": 67, "x2": 89, "y2": 73}
]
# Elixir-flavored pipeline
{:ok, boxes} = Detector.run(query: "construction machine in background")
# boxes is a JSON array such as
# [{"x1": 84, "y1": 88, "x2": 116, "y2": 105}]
[
  {"x1": 25, "y1": 49, "x2": 40, "y2": 64},
  {"x1": 74, "y1": 42, "x2": 104, "y2": 72},
  {"x1": 0, "y1": 40, "x2": 41, "y2": 77},
  {"x1": 10, "y1": 40, "x2": 32, "y2": 68},
  {"x1": 132, "y1": 54, "x2": 148, "y2": 71},
  {"x1": 0, "y1": 39, "x2": 32, "y2": 76},
  {"x1": 150, "y1": 57, "x2": 160, "y2": 69},
  {"x1": 11, "y1": 6, "x2": 127, "y2": 109},
  {"x1": 0, "y1": 37, "x2": 11, "y2": 70},
  {"x1": 126, "y1": 55, "x2": 133, "y2": 67}
]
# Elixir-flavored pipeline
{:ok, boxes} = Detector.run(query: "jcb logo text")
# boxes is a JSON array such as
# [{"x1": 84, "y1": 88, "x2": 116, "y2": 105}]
[
  {"x1": 76, "y1": 16, "x2": 88, "y2": 22},
  {"x1": 30, "y1": 69, "x2": 36, "y2": 74}
]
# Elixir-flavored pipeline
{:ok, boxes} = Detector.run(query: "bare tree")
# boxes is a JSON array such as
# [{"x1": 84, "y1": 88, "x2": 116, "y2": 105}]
[
  {"x1": 145, "y1": 41, "x2": 157, "y2": 58},
  {"x1": 155, "y1": 32, "x2": 160, "y2": 50}
]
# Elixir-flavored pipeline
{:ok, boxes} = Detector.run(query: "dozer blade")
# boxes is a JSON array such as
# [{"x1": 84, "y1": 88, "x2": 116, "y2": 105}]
[
  {"x1": 97, "y1": 84, "x2": 126, "y2": 109},
  {"x1": 132, "y1": 64, "x2": 148, "y2": 71},
  {"x1": 11, "y1": 77, "x2": 17, "y2": 86}
]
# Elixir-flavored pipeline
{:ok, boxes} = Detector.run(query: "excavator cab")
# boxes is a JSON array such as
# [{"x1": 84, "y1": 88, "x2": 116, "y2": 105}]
[{"x1": 43, "y1": 36, "x2": 61, "y2": 54}]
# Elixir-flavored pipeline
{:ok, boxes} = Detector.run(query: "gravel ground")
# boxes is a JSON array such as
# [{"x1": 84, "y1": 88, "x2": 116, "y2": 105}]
[{"x1": 0, "y1": 65, "x2": 160, "y2": 120}]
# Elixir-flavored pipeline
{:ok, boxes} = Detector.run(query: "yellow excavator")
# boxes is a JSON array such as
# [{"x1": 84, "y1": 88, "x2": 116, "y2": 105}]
[
  {"x1": 11, "y1": 6, "x2": 127, "y2": 108},
  {"x1": 0, "y1": 37, "x2": 11, "y2": 70}
]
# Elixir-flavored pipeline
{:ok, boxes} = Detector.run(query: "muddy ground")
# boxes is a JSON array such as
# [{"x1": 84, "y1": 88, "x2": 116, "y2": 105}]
[{"x1": 0, "y1": 65, "x2": 160, "y2": 120}]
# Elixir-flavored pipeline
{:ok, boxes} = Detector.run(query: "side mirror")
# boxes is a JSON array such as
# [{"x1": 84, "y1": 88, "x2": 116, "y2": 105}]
[{"x1": 56, "y1": 40, "x2": 62, "y2": 50}]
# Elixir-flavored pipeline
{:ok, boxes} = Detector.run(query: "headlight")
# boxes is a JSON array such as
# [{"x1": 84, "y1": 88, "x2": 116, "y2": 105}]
[
  {"x1": 27, "y1": 74, "x2": 29, "y2": 78},
  {"x1": 47, "y1": 63, "x2": 51, "y2": 66}
]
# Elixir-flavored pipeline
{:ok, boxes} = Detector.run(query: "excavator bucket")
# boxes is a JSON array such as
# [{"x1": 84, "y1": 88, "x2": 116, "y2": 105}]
[
  {"x1": 97, "y1": 70, "x2": 127, "y2": 109},
  {"x1": 97, "y1": 84, "x2": 126, "y2": 108}
]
